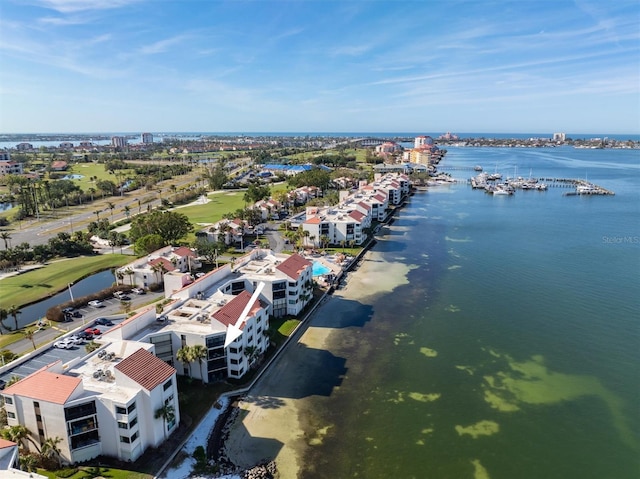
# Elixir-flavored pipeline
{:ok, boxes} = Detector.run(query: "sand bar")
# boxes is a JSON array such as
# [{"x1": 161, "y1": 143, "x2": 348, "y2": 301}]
[{"x1": 223, "y1": 248, "x2": 414, "y2": 478}]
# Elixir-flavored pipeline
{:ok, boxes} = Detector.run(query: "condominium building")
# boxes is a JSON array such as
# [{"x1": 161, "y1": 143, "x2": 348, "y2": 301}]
[
  {"x1": 141, "y1": 132, "x2": 154, "y2": 144},
  {"x1": 2, "y1": 345, "x2": 179, "y2": 464},
  {"x1": 116, "y1": 246, "x2": 201, "y2": 289},
  {"x1": 0, "y1": 160, "x2": 23, "y2": 176},
  {"x1": 111, "y1": 136, "x2": 127, "y2": 148}
]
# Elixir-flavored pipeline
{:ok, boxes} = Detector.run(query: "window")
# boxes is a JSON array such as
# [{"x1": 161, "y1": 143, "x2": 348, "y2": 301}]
[
  {"x1": 33, "y1": 401, "x2": 39, "y2": 407},
  {"x1": 288, "y1": 299, "x2": 297, "y2": 305},
  {"x1": 230, "y1": 358, "x2": 239, "y2": 365},
  {"x1": 7, "y1": 412, "x2": 15, "y2": 419},
  {"x1": 165, "y1": 395, "x2": 174, "y2": 405},
  {"x1": 116, "y1": 406, "x2": 126, "y2": 415},
  {"x1": 129, "y1": 417, "x2": 138, "y2": 428},
  {"x1": 120, "y1": 436, "x2": 131, "y2": 444},
  {"x1": 131, "y1": 431, "x2": 139, "y2": 442},
  {"x1": 4, "y1": 397, "x2": 12, "y2": 405},
  {"x1": 127, "y1": 402, "x2": 136, "y2": 414},
  {"x1": 118, "y1": 421, "x2": 128, "y2": 430},
  {"x1": 163, "y1": 379, "x2": 172, "y2": 391},
  {"x1": 36, "y1": 414, "x2": 42, "y2": 421}
]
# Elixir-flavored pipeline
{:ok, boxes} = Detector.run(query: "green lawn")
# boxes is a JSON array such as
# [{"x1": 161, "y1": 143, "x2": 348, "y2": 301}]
[
  {"x1": 66, "y1": 162, "x2": 137, "y2": 192},
  {"x1": 37, "y1": 466, "x2": 153, "y2": 479},
  {"x1": 0, "y1": 254, "x2": 130, "y2": 309}
]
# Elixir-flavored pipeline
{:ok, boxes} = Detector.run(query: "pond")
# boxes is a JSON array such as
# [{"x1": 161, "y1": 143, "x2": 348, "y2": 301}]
[
  {"x1": 6, "y1": 269, "x2": 116, "y2": 329},
  {"x1": 61, "y1": 174, "x2": 84, "y2": 180}
]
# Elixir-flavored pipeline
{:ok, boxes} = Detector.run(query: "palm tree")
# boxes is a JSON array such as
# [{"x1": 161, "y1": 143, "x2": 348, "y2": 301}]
[
  {"x1": 41, "y1": 436, "x2": 63, "y2": 468},
  {"x1": 93, "y1": 210, "x2": 101, "y2": 221},
  {"x1": 154, "y1": 403, "x2": 175, "y2": 441},
  {"x1": 22, "y1": 328, "x2": 37, "y2": 350},
  {"x1": 124, "y1": 205, "x2": 131, "y2": 220},
  {"x1": 0, "y1": 307, "x2": 7, "y2": 335},
  {"x1": 19, "y1": 453, "x2": 38, "y2": 473},
  {"x1": 1, "y1": 425, "x2": 41, "y2": 453},
  {"x1": 0, "y1": 231, "x2": 11, "y2": 250},
  {"x1": 176, "y1": 346, "x2": 193, "y2": 378},
  {"x1": 191, "y1": 344, "x2": 207, "y2": 383},
  {"x1": 125, "y1": 267, "x2": 135, "y2": 286},
  {"x1": 116, "y1": 270, "x2": 125, "y2": 285},
  {"x1": 8, "y1": 305, "x2": 21, "y2": 331},
  {"x1": 107, "y1": 201, "x2": 115, "y2": 222},
  {"x1": 245, "y1": 345, "x2": 259, "y2": 368}
]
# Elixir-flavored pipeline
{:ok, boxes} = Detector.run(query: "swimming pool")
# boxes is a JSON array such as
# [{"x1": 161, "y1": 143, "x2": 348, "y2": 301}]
[{"x1": 312, "y1": 261, "x2": 331, "y2": 276}]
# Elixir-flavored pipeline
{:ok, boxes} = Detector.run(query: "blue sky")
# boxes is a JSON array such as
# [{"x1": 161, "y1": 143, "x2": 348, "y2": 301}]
[{"x1": 0, "y1": 0, "x2": 638, "y2": 134}]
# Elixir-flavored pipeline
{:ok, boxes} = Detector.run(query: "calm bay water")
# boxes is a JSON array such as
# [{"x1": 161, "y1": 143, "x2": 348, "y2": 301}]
[{"x1": 299, "y1": 146, "x2": 640, "y2": 478}]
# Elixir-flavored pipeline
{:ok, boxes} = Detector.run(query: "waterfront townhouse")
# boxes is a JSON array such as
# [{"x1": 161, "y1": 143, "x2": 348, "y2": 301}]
[
  {"x1": 116, "y1": 246, "x2": 201, "y2": 289},
  {"x1": 1, "y1": 345, "x2": 179, "y2": 465},
  {"x1": 301, "y1": 200, "x2": 372, "y2": 248}
]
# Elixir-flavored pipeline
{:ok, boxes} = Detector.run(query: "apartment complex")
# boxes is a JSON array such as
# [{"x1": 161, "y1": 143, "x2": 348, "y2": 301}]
[
  {"x1": 296, "y1": 173, "x2": 410, "y2": 247},
  {"x1": 116, "y1": 246, "x2": 201, "y2": 289},
  {"x1": 0, "y1": 159, "x2": 23, "y2": 176},
  {"x1": 2, "y1": 345, "x2": 179, "y2": 464}
]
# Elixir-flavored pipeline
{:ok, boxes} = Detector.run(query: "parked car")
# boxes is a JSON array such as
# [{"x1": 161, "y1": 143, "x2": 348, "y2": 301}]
[
  {"x1": 67, "y1": 335, "x2": 85, "y2": 345},
  {"x1": 53, "y1": 338, "x2": 75, "y2": 349},
  {"x1": 77, "y1": 331, "x2": 94, "y2": 340},
  {"x1": 118, "y1": 295, "x2": 131, "y2": 301},
  {"x1": 131, "y1": 288, "x2": 146, "y2": 295},
  {"x1": 95, "y1": 318, "x2": 114, "y2": 326},
  {"x1": 88, "y1": 300, "x2": 104, "y2": 308},
  {"x1": 85, "y1": 328, "x2": 101, "y2": 336}
]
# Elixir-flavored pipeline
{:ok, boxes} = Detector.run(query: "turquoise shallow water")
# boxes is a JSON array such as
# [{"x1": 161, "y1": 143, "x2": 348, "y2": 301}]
[{"x1": 298, "y1": 146, "x2": 640, "y2": 479}]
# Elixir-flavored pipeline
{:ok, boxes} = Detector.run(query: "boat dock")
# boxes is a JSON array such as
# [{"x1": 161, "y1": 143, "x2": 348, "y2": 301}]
[{"x1": 468, "y1": 172, "x2": 614, "y2": 196}]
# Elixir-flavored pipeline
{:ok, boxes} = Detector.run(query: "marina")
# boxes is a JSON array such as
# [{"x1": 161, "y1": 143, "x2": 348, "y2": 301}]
[{"x1": 468, "y1": 170, "x2": 615, "y2": 196}]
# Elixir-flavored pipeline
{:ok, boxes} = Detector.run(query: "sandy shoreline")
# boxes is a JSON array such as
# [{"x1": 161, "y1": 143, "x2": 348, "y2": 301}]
[{"x1": 223, "y1": 242, "x2": 415, "y2": 478}]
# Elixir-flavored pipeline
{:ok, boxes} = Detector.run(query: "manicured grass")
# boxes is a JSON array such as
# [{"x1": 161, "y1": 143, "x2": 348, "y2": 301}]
[
  {"x1": 0, "y1": 254, "x2": 130, "y2": 309},
  {"x1": 177, "y1": 191, "x2": 247, "y2": 225},
  {"x1": 37, "y1": 466, "x2": 153, "y2": 479}
]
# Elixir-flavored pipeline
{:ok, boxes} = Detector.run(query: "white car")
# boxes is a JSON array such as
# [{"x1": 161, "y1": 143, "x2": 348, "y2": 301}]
[
  {"x1": 88, "y1": 300, "x2": 104, "y2": 307},
  {"x1": 67, "y1": 335, "x2": 85, "y2": 345},
  {"x1": 53, "y1": 338, "x2": 75, "y2": 349}
]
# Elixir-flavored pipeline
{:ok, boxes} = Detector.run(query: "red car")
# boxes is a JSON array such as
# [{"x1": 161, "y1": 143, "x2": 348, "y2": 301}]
[{"x1": 85, "y1": 328, "x2": 101, "y2": 336}]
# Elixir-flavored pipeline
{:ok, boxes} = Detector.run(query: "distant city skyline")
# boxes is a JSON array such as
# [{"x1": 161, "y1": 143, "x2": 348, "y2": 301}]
[{"x1": 1, "y1": 0, "x2": 639, "y2": 134}]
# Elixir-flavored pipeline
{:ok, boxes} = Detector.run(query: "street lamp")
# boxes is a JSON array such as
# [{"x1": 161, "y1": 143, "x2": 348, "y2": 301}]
[{"x1": 68, "y1": 282, "x2": 74, "y2": 302}]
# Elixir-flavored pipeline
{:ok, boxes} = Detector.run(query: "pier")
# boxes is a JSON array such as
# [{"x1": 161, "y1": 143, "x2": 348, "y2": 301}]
[{"x1": 468, "y1": 171, "x2": 615, "y2": 196}]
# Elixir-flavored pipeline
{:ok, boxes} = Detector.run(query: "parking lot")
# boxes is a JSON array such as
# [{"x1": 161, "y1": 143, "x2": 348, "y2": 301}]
[{"x1": 0, "y1": 289, "x2": 164, "y2": 386}]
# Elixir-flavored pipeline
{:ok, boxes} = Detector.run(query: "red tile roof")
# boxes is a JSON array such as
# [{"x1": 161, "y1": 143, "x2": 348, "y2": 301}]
[
  {"x1": 2, "y1": 368, "x2": 82, "y2": 405},
  {"x1": 305, "y1": 217, "x2": 321, "y2": 224},
  {"x1": 115, "y1": 348, "x2": 176, "y2": 391},
  {"x1": 349, "y1": 210, "x2": 365, "y2": 222},
  {"x1": 149, "y1": 257, "x2": 176, "y2": 272},
  {"x1": 276, "y1": 253, "x2": 312, "y2": 280},
  {"x1": 173, "y1": 246, "x2": 195, "y2": 257},
  {"x1": 212, "y1": 290, "x2": 265, "y2": 329},
  {"x1": 357, "y1": 201, "x2": 371, "y2": 211}
]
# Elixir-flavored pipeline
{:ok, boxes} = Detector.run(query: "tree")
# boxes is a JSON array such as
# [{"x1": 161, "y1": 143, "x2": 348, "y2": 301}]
[
  {"x1": 0, "y1": 308, "x2": 7, "y2": 335},
  {"x1": 129, "y1": 210, "x2": 194, "y2": 244},
  {"x1": 22, "y1": 328, "x2": 37, "y2": 350},
  {"x1": 176, "y1": 346, "x2": 193, "y2": 378},
  {"x1": 154, "y1": 403, "x2": 175, "y2": 440},
  {"x1": 191, "y1": 344, "x2": 207, "y2": 383},
  {"x1": 107, "y1": 201, "x2": 115, "y2": 222},
  {"x1": 134, "y1": 234, "x2": 165, "y2": 255},
  {"x1": 0, "y1": 231, "x2": 11, "y2": 250},
  {"x1": 8, "y1": 305, "x2": 21, "y2": 331},
  {"x1": 41, "y1": 436, "x2": 63, "y2": 469},
  {"x1": 1, "y1": 425, "x2": 41, "y2": 453}
]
